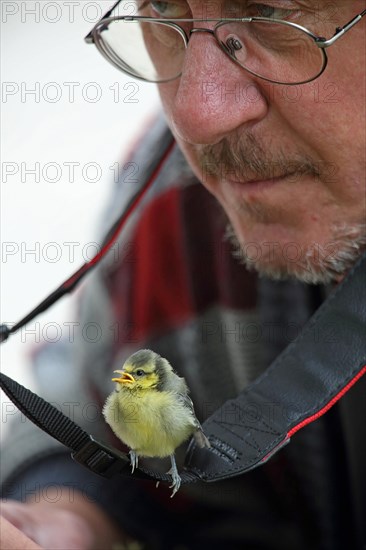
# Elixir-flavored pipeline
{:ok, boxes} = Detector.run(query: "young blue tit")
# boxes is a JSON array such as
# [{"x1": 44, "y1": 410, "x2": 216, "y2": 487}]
[{"x1": 103, "y1": 349, "x2": 210, "y2": 496}]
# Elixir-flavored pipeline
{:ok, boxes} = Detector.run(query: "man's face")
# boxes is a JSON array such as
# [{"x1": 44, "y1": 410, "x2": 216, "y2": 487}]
[{"x1": 158, "y1": 1, "x2": 366, "y2": 283}]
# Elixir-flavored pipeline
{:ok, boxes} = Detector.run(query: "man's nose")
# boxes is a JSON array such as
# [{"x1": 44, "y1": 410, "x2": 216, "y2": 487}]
[{"x1": 169, "y1": 30, "x2": 269, "y2": 145}]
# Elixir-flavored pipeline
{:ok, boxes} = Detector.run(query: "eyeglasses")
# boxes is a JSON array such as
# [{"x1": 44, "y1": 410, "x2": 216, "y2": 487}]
[{"x1": 85, "y1": 2, "x2": 366, "y2": 85}]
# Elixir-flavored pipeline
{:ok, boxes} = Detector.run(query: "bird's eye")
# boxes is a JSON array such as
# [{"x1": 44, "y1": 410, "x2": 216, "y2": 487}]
[{"x1": 135, "y1": 370, "x2": 145, "y2": 377}]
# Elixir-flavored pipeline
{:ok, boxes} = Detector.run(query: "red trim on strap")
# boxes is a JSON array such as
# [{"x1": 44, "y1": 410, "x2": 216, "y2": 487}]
[{"x1": 287, "y1": 364, "x2": 366, "y2": 438}]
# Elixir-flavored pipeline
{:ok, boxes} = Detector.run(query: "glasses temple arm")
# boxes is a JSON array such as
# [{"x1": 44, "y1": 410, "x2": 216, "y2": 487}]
[
  {"x1": 319, "y1": 9, "x2": 366, "y2": 48},
  {"x1": 85, "y1": 0, "x2": 123, "y2": 43}
]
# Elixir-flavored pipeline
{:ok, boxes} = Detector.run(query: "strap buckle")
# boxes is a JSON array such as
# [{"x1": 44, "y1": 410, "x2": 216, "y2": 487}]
[{"x1": 72, "y1": 435, "x2": 131, "y2": 478}]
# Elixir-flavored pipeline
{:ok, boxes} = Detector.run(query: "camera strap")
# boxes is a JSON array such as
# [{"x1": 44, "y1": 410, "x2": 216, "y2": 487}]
[{"x1": 185, "y1": 250, "x2": 366, "y2": 480}]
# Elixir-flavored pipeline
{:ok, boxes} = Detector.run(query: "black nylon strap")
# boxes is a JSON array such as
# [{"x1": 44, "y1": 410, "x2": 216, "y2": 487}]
[
  {"x1": 184, "y1": 252, "x2": 366, "y2": 481},
  {"x1": 0, "y1": 373, "x2": 90, "y2": 451},
  {"x1": 0, "y1": 373, "x2": 128, "y2": 478},
  {"x1": 1, "y1": 253, "x2": 365, "y2": 485}
]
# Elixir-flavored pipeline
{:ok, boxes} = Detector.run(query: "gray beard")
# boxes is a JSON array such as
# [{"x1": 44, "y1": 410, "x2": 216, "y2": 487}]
[{"x1": 225, "y1": 223, "x2": 366, "y2": 284}]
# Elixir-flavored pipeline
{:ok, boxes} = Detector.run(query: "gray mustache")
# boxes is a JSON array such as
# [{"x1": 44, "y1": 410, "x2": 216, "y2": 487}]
[{"x1": 199, "y1": 134, "x2": 322, "y2": 182}]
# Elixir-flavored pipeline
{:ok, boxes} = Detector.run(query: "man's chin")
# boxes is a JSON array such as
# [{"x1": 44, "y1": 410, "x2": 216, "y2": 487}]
[{"x1": 225, "y1": 223, "x2": 366, "y2": 285}]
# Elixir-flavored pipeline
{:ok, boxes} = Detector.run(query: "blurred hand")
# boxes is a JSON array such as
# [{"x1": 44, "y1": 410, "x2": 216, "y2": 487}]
[
  {"x1": 1, "y1": 515, "x2": 42, "y2": 550},
  {"x1": 1, "y1": 500, "x2": 95, "y2": 549},
  {"x1": 1, "y1": 489, "x2": 131, "y2": 550}
]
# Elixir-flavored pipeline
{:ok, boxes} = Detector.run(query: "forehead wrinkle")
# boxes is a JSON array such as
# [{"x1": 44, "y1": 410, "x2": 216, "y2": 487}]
[
  {"x1": 223, "y1": 0, "x2": 326, "y2": 8},
  {"x1": 220, "y1": 0, "x2": 315, "y2": 5}
]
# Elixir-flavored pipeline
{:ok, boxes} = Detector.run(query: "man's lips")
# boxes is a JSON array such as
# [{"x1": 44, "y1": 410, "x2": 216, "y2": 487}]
[
  {"x1": 232, "y1": 170, "x2": 300, "y2": 183},
  {"x1": 225, "y1": 172, "x2": 299, "y2": 192}
]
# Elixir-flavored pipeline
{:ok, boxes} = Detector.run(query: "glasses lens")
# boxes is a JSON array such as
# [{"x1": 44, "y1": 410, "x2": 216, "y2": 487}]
[
  {"x1": 98, "y1": 19, "x2": 186, "y2": 82},
  {"x1": 215, "y1": 20, "x2": 325, "y2": 84}
]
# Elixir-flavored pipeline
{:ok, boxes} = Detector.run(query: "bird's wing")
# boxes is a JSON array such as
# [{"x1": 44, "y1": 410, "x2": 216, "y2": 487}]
[
  {"x1": 177, "y1": 392, "x2": 211, "y2": 449},
  {"x1": 177, "y1": 391, "x2": 197, "y2": 421},
  {"x1": 193, "y1": 427, "x2": 211, "y2": 449}
]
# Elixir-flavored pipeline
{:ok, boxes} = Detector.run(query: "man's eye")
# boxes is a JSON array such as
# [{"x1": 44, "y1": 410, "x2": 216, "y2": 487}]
[
  {"x1": 149, "y1": 1, "x2": 190, "y2": 18},
  {"x1": 247, "y1": 3, "x2": 294, "y2": 20}
]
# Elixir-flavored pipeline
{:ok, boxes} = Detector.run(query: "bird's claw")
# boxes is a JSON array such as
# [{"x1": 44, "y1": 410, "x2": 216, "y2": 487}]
[
  {"x1": 129, "y1": 450, "x2": 138, "y2": 473},
  {"x1": 168, "y1": 474, "x2": 181, "y2": 498},
  {"x1": 166, "y1": 458, "x2": 181, "y2": 498}
]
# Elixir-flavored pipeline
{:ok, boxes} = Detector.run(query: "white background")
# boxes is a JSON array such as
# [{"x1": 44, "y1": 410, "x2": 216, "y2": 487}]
[{"x1": 1, "y1": 1, "x2": 160, "y2": 436}]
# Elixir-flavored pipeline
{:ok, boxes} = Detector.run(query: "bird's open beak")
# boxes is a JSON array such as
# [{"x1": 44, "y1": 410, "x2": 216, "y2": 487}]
[{"x1": 112, "y1": 370, "x2": 135, "y2": 385}]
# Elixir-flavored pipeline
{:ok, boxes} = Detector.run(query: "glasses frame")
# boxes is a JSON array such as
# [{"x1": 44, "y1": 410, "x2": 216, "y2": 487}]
[{"x1": 85, "y1": 4, "x2": 366, "y2": 85}]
